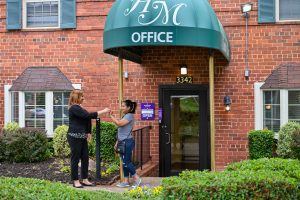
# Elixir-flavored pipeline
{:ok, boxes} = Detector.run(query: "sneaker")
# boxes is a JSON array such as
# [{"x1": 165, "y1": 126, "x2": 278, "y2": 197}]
[
  {"x1": 131, "y1": 178, "x2": 142, "y2": 188},
  {"x1": 116, "y1": 182, "x2": 130, "y2": 188}
]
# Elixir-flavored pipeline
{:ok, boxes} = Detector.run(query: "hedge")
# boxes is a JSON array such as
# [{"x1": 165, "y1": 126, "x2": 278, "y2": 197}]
[
  {"x1": 248, "y1": 129, "x2": 275, "y2": 159},
  {"x1": 1, "y1": 128, "x2": 51, "y2": 163},
  {"x1": 89, "y1": 122, "x2": 118, "y2": 161},
  {"x1": 0, "y1": 177, "x2": 129, "y2": 200},
  {"x1": 277, "y1": 121, "x2": 300, "y2": 158},
  {"x1": 160, "y1": 158, "x2": 300, "y2": 200},
  {"x1": 53, "y1": 125, "x2": 70, "y2": 157}
]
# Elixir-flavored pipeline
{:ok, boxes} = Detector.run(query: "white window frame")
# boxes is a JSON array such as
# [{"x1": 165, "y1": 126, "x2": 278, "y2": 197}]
[
  {"x1": 22, "y1": 0, "x2": 60, "y2": 29},
  {"x1": 254, "y1": 82, "x2": 297, "y2": 138},
  {"x1": 276, "y1": 0, "x2": 300, "y2": 22},
  {"x1": 4, "y1": 84, "x2": 81, "y2": 137}
]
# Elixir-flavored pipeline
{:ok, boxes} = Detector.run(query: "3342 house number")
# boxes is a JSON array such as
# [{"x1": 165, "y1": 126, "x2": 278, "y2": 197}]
[{"x1": 176, "y1": 76, "x2": 193, "y2": 83}]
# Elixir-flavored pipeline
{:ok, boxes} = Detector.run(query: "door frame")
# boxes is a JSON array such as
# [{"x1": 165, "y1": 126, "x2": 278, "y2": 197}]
[{"x1": 159, "y1": 84, "x2": 211, "y2": 177}]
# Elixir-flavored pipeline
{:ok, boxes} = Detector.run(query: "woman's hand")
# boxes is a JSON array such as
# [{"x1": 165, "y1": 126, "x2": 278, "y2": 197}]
[
  {"x1": 87, "y1": 134, "x2": 92, "y2": 143},
  {"x1": 98, "y1": 108, "x2": 110, "y2": 116},
  {"x1": 114, "y1": 141, "x2": 118, "y2": 151}
]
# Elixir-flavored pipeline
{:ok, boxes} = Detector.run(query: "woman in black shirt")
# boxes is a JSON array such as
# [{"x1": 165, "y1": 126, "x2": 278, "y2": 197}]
[{"x1": 68, "y1": 89, "x2": 110, "y2": 188}]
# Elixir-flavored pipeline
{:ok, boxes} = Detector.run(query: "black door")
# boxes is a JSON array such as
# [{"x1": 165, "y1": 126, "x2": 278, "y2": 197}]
[{"x1": 159, "y1": 85, "x2": 210, "y2": 177}]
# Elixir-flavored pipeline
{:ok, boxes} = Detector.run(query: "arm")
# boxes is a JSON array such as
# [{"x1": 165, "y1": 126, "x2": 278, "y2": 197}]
[
  {"x1": 70, "y1": 105, "x2": 98, "y2": 119},
  {"x1": 110, "y1": 114, "x2": 130, "y2": 127}
]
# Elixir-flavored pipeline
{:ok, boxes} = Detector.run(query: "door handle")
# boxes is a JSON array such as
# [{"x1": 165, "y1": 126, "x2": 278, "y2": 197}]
[{"x1": 165, "y1": 132, "x2": 170, "y2": 144}]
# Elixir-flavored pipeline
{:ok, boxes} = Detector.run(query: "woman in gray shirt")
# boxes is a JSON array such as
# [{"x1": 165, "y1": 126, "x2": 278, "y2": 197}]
[{"x1": 110, "y1": 100, "x2": 141, "y2": 188}]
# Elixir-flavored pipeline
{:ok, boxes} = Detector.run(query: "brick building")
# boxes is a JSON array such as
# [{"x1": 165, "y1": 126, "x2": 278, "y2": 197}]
[{"x1": 1, "y1": 0, "x2": 300, "y2": 176}]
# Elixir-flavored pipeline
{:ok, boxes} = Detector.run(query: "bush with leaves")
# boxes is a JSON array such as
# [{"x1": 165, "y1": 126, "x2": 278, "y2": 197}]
[
  {"x1": 291, "y1": 127, "x2": 300, "y2": 159},
  {"x1": 248, "y1": 129, "x2": 275, "y2": 159},
  {"x1": 161, "y1": 158, "x2": 300, "y2": 200},
  {"x1": 89, "y1": 122, "x2": 117, "y2": 161},
  {"x1": 3, "y1": 128, "x2": 51, "y2": 162},
  {"x1": 0, "y1": 132, "x2": 5, "y2": 162},
  {"x1": 53, "y1": 125, "x2": 70, "y2": 157},
  {"x1": 277, "y1": 121, "x2": 300, "y2": 158},
  {"x1": 0, "y1": 177, "x2": 129, "y2": 200},
  {"x1": 3, "y1": 122, "x2": 20, "y2": 132}
]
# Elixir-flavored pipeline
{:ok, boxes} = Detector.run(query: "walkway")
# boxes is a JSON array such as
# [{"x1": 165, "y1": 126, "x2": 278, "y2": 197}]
[{"x1": 80, "y1": 177, "x2": 162, "y2": 193}]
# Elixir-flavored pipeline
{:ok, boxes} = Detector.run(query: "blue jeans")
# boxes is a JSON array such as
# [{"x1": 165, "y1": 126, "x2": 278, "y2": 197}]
[{"x1": 121, "y1": 138, "x2": 136, "y2": 178}]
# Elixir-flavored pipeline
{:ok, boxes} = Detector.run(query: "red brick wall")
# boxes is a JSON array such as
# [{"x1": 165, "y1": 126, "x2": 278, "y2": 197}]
[{"x1": 1, "y1": 0, "x2": 300, "y2": 171}]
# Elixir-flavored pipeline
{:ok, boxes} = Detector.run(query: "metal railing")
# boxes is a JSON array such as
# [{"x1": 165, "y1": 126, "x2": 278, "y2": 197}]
[{"x1": 132, "y1": 126, "x2": 152, "y2": 170}]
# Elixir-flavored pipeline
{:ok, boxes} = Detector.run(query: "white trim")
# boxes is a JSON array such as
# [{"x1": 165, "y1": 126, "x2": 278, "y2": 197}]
[
  {"x1": 280, "y1": 90, "x2": 288, "y2": 125},
  {"x1": 276, "y1": 0, "x2": 300, "y2": 22},
  {"x1": 4, "y1": 85, "x2": 12, "y2": 125},
  {"x1": 19, "y1": 92, "x2": 25, "y2": 127},
  {"x1": 254, "y1": 82, "x2": 264, "y2": 130},
  {"x1": 22, "y1": 0, "x2": 60, "y2": 29},
  {"x1": 45, "y1": 92, "x2": 53, "y2": 137},
  {"x1": 72, "y1": 84, "x2": 81, "y2": 90}
]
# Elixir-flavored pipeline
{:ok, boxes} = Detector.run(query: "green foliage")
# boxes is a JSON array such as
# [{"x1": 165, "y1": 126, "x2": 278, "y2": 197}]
[
  {"x1": 2, "y1": 128, "x2": 51, "y2": 163},
  {"x1": 277, "y1": 121, "x2": 300, "y2": 158},
  {"x1": 0, "y1": 177, "x2": 129, "y2": 200},
  {"x1": 291, "y1": 128, "x2": 300, "y2": 159},
  {"x1": 3, "y1": 122, "x2": 20, "y2": 132},
  {"x1": 0, "y1": 133, "x2": 5, "y2": 162},
  {"x1": 53, "y1": 125, "x2": 70, "y2": 157},
  {"x1": 59, "y1": 159, "x2": 71, "y2": 173},
  {"x1": 226, "y1": 158, "x2": 300, "y2": 180},
  {"x1": 248, "y1": 129, "x2": 275, "y2": 159},
  {"x1": 89, "y1": 122, "x2": 118, "y2": 161},
  {"x1": 160, "y1": 158, "x2": 300, "y2": 200},
  {"x1": 101, "y1": 158, "x2": 119, "y2": 177},
  {"x1": 126, "y1": 186, "x2": 163, "y2": 199}
]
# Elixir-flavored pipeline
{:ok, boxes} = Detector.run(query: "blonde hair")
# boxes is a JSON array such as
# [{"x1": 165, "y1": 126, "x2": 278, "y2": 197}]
[{"x1": 69, "y1": 89, "x2": 83, "y2": 106}]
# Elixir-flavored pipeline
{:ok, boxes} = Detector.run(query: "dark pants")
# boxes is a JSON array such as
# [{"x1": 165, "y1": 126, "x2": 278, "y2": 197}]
[
  {"x1": 67, "y1": 135, "x2": 89, "y2": 181},
  {"x1": 121, "y1": 138, "x2": 136, "y2": 178}
]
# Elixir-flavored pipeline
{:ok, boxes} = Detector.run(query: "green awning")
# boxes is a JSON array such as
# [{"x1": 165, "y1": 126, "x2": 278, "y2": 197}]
[{"x1": 103, "y1": 0, "x2": 231, "y2": 63}]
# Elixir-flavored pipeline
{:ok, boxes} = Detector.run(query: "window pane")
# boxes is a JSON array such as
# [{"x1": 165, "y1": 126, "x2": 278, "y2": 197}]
[
  {"x1": 25, "y1": 93, "x2": 35, "y2": 105},
  {"x1": 11, "y1": 92, "x2": 19, "y2": 123},
  {"x1": 279, "y1": 0, "x2": 300, "y2": 20},
  {"x1": 263, "y1": 90, "x2": 280, "y2": 132},
  {"x1": 53, "y1": 92, "x2": 70, "y2": 130},
  {"x1": 24, "y1": 92, "x2": 45, "y2": 129},
  {"x1": 289, "y1": 91, "x2": 300, "y2": 121},
  {"x1": 26, "y1": 1, "x2": 58, "y2": 28}
]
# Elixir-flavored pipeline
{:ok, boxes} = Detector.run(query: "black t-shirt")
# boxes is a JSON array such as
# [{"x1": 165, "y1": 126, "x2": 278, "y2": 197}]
[{"x1": 68, "y1": 105, "x2": 98, "y2": 134}]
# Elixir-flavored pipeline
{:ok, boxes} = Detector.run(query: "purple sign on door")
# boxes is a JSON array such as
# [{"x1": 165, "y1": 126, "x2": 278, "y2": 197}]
[{"x1": 141, "y1": 103, "x2": 155, "y2": 120}]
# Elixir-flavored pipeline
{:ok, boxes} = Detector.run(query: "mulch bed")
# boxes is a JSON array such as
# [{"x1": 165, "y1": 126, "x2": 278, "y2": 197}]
[{"x1": 0, "y1": 157, "x2": 119, "y2": 185}]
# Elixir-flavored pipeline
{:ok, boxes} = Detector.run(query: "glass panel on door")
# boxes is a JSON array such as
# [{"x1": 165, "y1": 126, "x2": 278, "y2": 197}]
[{"x1": 170, "y1": 95, "x2": 199, "y2": 174}]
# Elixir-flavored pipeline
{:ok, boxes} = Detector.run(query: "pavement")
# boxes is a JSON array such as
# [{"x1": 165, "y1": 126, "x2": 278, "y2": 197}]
[{"x1": 77, "y1": 177, "x2": 162, "y2": 193}]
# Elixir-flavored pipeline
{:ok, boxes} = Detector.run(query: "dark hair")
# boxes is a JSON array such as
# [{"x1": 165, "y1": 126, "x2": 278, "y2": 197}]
[{"x1": 123, "y1": 100, "x2": 137, "y2": 114}]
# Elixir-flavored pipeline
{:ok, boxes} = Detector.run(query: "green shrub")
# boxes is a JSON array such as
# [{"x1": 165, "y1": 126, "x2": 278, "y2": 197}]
[
  {"x1": 291, "y1": 128, "x2": 300, "y2": 159},
  {"x1": 248, "y1": 129, "x2": 275, "y2": 159},
  {"x1": 53, "y1": 125, "x2": 70, "y2": 157},
  {"x1": 161, "y1": 170, "x2": 300, "y2": 200},
  {"x1": 0, "y1": 133, "x2": 5, "y2": 162},
  {"x1": 3, "y1": 122, "x2": 20, "y2": 132},
  {"x1": 277, "y1": 121, "x2": 300, "y2": 158},
  {"x1": 225, "y1": 158, "x2": 300, "y2": 181},
  {"x1": 0, "y1": 177, "x2": 129, "y2": 200},
  {"x1": 3, "y1": 128, "x2": 51, "y2": 162},
  {"x1": 89, "y1": 122, "x2": 117, "y2": 161}
]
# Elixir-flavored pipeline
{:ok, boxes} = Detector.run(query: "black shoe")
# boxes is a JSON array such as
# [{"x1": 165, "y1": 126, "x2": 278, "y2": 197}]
[
  {"x1": 81, "y1": 182, "x2": 96, "y2": 187},
  {"x1": 73, "y1": 184, "x2": 84, "y2": 188}
]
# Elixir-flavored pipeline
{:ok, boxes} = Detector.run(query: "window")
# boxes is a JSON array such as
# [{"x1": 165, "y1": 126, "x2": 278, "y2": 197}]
[
  {"x1": 11, "y1": 92, "x2": 19, "y2": 123},
  {"x1": 53, "y1": 92, "x2": 70, "y2": 129},
  {"x1": 263, "y1": 91, "x2": 280, "y2": 132},
  {"x1": 288, "y1": 91, "x2": 300, "y2": 123},
  {"x1": 4, "y1": 87, "x2": 76, "y2": 137},
  {"x1": 255, "y1": 84, "x2": 300, "y2": 134},
  {"x1": 25, "y1": 0, "x2": 59, "y2": 28},
  {"x1": 278, "y1": 0, "x2": 300, "y2": 21},
  {"x1": 25, "y1": 92, "x2": 46, "y2": 129}
]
